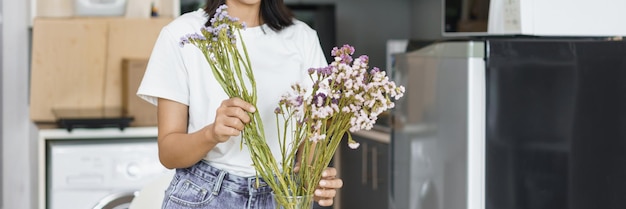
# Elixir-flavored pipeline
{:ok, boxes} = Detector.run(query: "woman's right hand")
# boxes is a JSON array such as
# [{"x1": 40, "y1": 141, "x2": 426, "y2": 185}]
[{"x1": 207, "y1": 97, "x2": 256, "y2": 143}]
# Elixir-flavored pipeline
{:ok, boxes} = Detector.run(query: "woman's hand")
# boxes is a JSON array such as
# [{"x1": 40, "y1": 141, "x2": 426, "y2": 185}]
[
  {"x1": 314, "y1": 167, "x2": 343, "y2": 206},
  {"x1": 207, "y1": 97, "x2": 256, "y2": 143}
]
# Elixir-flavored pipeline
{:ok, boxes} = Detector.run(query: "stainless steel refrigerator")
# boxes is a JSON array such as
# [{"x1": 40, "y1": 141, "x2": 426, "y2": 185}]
[
  {"x1": 0, "y1": 1, "x2": 4, "y2": 206},
  {"x1": 390, "y1": 39, "x2": 626, "y2": 209}
]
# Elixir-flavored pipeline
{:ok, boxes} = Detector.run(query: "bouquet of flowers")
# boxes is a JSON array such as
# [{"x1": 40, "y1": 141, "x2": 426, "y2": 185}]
[
  {"x1": 181, "y1": 5, "x2": 405, "y2": 209},
  {"x1": 180, "y1": 5, "x2": 281, "y2": 196},
  {"x1": 271, "y1": 44, "x2": 405, "y2": 208}
]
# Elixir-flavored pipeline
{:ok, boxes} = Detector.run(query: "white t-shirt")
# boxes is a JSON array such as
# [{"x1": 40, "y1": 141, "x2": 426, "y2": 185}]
[{"x1": 137, "y1": 9, "x2": 327, "y2": 177}]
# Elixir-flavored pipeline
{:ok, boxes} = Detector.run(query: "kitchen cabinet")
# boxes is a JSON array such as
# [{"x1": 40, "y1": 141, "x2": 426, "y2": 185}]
[
  {"x1": 340, "y1": 130, "x2": 390, "y2": 209},
  {"x1": 30, "y1": 18, "x2": 109, "y2": 122},
  {"x1": 30, "y1": 17, "x2": 172, "y2": 123}
]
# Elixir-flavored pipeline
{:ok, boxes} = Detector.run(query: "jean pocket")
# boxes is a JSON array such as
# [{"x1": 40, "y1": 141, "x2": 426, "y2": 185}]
[{"x1": 168, "y1": 178, "x2": 215, "y2": 207}]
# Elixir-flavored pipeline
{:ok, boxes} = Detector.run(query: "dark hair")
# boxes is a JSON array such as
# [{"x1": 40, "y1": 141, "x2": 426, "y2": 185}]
[{"x1": 204, "y1": 0, "x2": 294, "y2": 31}]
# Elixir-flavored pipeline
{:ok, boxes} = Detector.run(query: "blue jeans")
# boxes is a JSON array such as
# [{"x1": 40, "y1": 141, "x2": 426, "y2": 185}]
[{"x1": 161, "y1": 160, "x2": 274, "y2": 209}]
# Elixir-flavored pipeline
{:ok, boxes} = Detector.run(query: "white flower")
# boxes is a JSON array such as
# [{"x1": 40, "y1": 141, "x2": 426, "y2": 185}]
[{"x1": 309, "y1": 133, "x2": 327, "y2": 142}]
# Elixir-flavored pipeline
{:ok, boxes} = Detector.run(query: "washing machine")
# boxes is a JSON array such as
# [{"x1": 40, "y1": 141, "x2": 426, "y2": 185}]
[{"x1": 42, "y1": 127, "x2": 168, "y2": 209}]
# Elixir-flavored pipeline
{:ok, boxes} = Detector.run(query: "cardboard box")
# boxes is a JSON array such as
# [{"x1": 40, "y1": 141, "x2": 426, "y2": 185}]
[
  {"x1": 104, "y1": 18, "x2": 173, "y2": 111},
  {"x1": 122, "y1": 59, "x2": 157, "y2": 126}
]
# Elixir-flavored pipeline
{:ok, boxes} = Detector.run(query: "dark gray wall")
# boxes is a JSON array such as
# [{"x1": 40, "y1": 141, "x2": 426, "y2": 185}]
[
  {"x1": 285, "y1": 0, "x2": 412, "y2": 71},
  {"x1": 285, "y1": 0, "x2": 447, "y2": 68},
  {"x1": 411, "y1": 0, "x2": 445, "y2": 40}
]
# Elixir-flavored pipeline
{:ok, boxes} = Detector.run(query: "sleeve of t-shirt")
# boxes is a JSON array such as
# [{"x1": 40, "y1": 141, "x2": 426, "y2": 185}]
[
  {"x1": 304, "y1": 30, "x2": 328, "y2": 70},
  {"x1": 137, "y1": 27, "x2": 190, "y2": 106},
  {"x1": 300, "y1": 28, "x2": 329, "y2": 88}
]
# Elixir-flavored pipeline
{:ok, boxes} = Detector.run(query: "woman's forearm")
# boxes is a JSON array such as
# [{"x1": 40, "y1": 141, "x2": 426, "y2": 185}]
[
  {"x1": 158, "y1": 124, "x2": 217, "y2": 169},
  {"x1": 157, "y1": 98, "x2": 219, "y2": 169}
]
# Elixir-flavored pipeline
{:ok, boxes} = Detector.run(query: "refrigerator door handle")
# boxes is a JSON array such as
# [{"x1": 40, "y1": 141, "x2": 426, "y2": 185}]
[
  {"x1": 361, "y1": 143, "x2": 368, "y2": 185},
  {"x1": 371, "y1": 145, "x2": 378, "y2": 190}
]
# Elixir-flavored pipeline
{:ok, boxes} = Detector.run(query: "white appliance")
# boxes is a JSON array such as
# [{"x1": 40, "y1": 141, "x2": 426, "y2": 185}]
[
  {"x1": 444, "y1": 0, "x2": 626, "y2": 37},
  {"x1": 0, "y1": 1, "x2": 3, "y2": 206},
  {"x1": 74, "y1": 0, "x2": 128, "y2": 16},
  {"x1": 488, "y1": 0, "x2": 626, "y2": 36},
  {"x1": 125, "y1": 0, "x2": 181, "y2": 18},
  {"x1": 38, "y1": 127, "x2": 168, "y2": 209}
]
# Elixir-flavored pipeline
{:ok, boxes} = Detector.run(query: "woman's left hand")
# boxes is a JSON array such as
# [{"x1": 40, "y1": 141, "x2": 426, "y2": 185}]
[{"x1": 315, "y1": 167, "x2": 343, "y2": 206}]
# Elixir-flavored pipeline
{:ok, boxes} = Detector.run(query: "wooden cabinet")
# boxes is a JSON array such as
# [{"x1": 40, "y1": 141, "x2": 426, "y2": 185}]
[
  {"x1": 30, "y1": 18, "x2": 109, "y2": 122},
  {"x1": 340, "y1": 131, "x2": 390, "y2": 209},
  {"x1": 30, "y1": 18, "x2": 172, "y2": 123}
]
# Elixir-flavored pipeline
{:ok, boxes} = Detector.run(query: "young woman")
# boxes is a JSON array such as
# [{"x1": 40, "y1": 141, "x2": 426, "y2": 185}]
[{"x1": 137, "y1": 0, "x2": 343, "y2": 208}]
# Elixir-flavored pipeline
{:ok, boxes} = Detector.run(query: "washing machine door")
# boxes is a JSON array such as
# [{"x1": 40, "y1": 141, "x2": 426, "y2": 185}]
[{"x1": 92, "y1": 191, "x2": 137, "y2": 209}]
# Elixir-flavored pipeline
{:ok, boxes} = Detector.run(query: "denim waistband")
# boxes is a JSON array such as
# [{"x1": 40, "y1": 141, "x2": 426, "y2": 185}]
[{"x1": 184, "y1": 160, "x2": 272, "y2": 195}]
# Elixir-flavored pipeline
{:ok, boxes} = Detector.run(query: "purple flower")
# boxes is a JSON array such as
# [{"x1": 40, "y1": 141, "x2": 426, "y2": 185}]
[
  {"x1": 359, "y1": 55, "x2": 369, "y2": 63},
  {"x1": 191, "y1": 33, "x2": 206, "y2": 40},
  {"x1": 331, "y1": 44, "x2": 355, "y2": 57},
  {"x1": 316, "y1": 66, "x2": 333, "y2": 76},
  {"x1": 345, "y1": 44, "x2": 355, "y2": 55},
  {"x1": 313, "y1": 93, "x2": 327, "y2": 106},
  {"x1": 216, "y1": 4, "x2": 227, "y2": 14},
  {"x1": 226, "y1": 30, "x2": 236, "y2": 41},
  {"x1": 340, "y1": 54, "x2": 353, "y2": 64},
  {"x1": 219, "y1": 11, "x2": 229, "y2": 19},
  {"x1": 370, "y1": 67, "x2": 381, "y2": 74},
  {"x1": 179, "y1": 33, "x2": 206, "y2": 47},
  {"x1": 295, "y1": 96, "x2": 304, "y2": 106},
  {"x1": 331, "y1": 45, "x2": 356, "y2": 64},
  {"x1": 179, "y1": 36, "x2": 190, "y2": 47},
  {"x1": 297, "y1": 117, "x2": 309, "y2": 126},
  {"x1": 201, "y1": 26, "x2": 214, "y2": 34},
  {"x1": 214, "y1": 24, "x2": 227, "y2": 33},
  {"x1": 229, "y1": 16, "x2": 240, "y2": 23},
  {"x1": 274, "y1": 107, "x2": 283, "y2": 114},
  {"x1": 331, "y1": 46, "x2": 339, "y2": 56}
]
